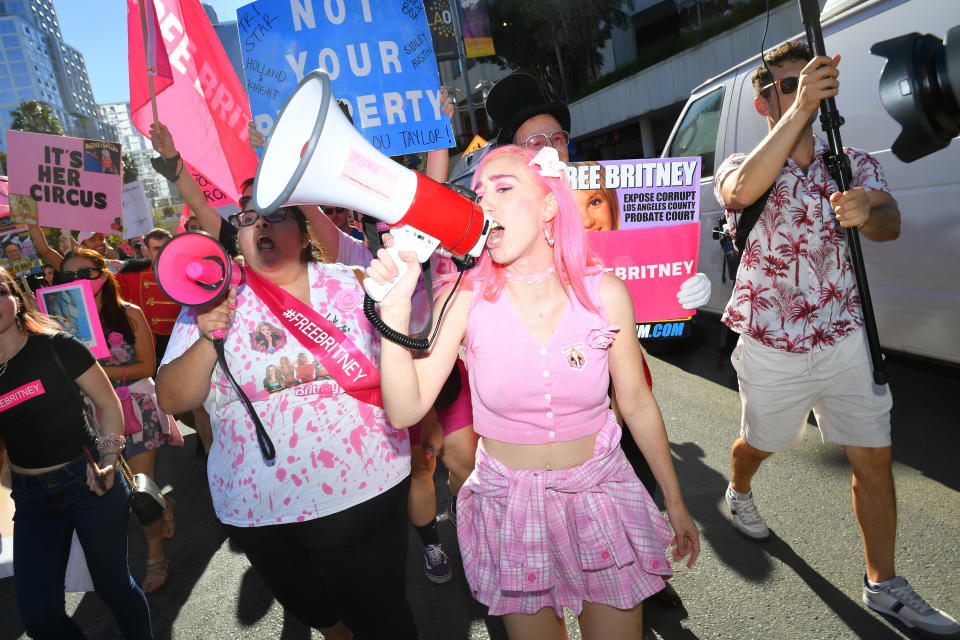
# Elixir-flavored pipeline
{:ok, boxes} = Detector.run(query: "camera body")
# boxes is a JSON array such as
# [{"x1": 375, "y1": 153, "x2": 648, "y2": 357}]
[{"x1": 712, "y1": 222, "x2": 740, "y2": 283}]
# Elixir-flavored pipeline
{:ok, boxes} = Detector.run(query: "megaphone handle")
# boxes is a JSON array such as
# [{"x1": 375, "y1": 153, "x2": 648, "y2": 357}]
[
  {"x1": 363, "y1": 245, "x2": 410, "y2": 302},
  {"x1": 212, "y1": 338, "x2": 277, "y2": 462},
  {"x1": 363, "y1": 226, "x2": 441, "y2": 302}
]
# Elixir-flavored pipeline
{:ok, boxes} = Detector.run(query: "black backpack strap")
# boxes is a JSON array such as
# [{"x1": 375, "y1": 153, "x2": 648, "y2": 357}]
[{"x1": 733, "y1": 183, "x2": 775, "y2": 255}]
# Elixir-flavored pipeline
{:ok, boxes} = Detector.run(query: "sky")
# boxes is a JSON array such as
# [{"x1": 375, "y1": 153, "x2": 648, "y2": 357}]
[{"x1": 53, "y1": 0, "x2": 250, "y2": 105}]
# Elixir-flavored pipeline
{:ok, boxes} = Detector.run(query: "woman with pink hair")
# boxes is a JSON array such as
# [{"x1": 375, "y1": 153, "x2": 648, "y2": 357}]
[{"x1": 367, "y1": 145, "x2": 699, "y2": 639}]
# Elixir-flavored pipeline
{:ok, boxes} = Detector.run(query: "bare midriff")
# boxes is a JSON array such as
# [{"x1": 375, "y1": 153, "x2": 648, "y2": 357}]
[{"x1": 480, "y1": 431, "x2": 599, "y2": 471}]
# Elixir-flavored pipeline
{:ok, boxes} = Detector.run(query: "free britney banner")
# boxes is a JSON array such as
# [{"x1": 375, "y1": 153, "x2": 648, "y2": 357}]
[{"x1": 568, "y1": 157, "x2": 701, "y2": 335}]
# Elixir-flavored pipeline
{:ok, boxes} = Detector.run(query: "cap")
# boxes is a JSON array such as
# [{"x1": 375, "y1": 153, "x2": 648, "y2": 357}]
[
  {"x1": 77, "y1": 230, "x2": 96, "y2": 244},
  {"x1": 485, "y1": 73, "x2": 571, "y2": 147}
]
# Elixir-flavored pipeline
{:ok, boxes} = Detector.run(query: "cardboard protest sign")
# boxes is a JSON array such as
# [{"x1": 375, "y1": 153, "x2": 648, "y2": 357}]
[
  {"x1": 185, "y1": 161, "x2": 236, "y2": 208},
  {"x1": 570, "y1": 157, "x2": 701, "y2": 337},
  {"x1": 238, "y1": 0, "x2": 454, "y2": 155},
  {"x1": 566, "y1": 157, "x2": 700, "y2": 231},
  {"x1": 35, "y1": 279, "x2": 108, "y2": 359},
  {"x1": 6, "y1": 131, "x2": 122, "y2": 233},
  {"x1": 0, "y1": 222, "x2": 42, "y2": 278},
  {"x1": 122, "y1": 181, "x2": 154, "y2": 240}
]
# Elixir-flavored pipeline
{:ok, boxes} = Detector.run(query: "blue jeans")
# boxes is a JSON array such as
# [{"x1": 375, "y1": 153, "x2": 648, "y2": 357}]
[{"x1": 10, "y1": 455, "x2": 153, "y2": 639}]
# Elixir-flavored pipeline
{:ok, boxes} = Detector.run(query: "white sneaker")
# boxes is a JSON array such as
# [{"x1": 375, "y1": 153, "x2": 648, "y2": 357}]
[
  {"x1": 725, "y1": 486, "x2": 770, "y2": 541},
  {"x1": 863, "y1": 575, "x2": 960, "y2": 638}
]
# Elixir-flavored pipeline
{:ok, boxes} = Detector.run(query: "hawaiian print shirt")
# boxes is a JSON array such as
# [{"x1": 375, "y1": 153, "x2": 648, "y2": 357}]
[{"x1": 715, "y1": 138, "x2": 889, "y2": 353}]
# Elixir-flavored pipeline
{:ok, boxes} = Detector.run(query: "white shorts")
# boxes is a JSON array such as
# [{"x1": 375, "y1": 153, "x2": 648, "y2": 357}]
[{"x1": 730, "y1": 329, "x2": 892, "y2": 452}]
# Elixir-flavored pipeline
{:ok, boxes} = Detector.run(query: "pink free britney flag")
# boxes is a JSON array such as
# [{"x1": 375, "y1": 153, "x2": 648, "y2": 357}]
[{"x1": 127, "y1": 0, "x2": 256, "y2": 204}]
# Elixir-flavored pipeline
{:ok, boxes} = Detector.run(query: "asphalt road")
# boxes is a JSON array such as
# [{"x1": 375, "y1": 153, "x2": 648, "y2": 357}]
[{"x1": 1, "y1": 313, "x2": 957, "y2": 639}]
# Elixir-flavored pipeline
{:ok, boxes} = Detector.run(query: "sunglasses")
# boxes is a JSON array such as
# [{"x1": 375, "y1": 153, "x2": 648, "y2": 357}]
[
  {"x1": 324, "y1": 206, "x2": 350, "y2": 215},
  {"x1": 761, "y1": 76, "x2": 799, "y2": 96},
  {"x1": 229, "y1": 208, "x2": 294, "y2": 228},
  {"x1": 61, "y1": 266, "x2": 102, "y2": 283},
  {"x1": 520, "y1": 130, "x2": 570, "y2": 152}
]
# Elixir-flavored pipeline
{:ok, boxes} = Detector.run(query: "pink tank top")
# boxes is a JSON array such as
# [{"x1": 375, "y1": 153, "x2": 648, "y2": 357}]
[{"x1": 464, "y1": 274, "x2": 619, "y2": 445}]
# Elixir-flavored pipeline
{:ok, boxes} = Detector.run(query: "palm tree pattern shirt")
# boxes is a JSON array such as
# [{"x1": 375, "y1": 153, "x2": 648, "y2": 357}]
[{"x1": 714, "y1": 139, "x2": 888, "y2": 353}]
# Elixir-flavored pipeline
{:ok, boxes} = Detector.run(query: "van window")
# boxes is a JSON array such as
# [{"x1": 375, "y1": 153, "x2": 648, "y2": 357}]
[{"x1": 667, "y1": 87, "x2": 724, "y2": 177}]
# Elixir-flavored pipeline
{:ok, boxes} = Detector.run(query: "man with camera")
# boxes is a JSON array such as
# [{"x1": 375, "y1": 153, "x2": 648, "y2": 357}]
[{"x1": 715, "y1": 40, "x2": 958, "y2": 637}]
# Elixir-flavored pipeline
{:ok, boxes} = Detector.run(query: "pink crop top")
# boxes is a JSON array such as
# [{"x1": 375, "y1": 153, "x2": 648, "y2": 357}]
[{"x1": 464, "y1": 274, "x2": 619, "y2": 445}]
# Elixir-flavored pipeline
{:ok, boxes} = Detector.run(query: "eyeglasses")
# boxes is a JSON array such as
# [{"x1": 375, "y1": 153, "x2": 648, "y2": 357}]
[
  {"x1": 520, "y1": 130, "x2": 570, "y2": 152},
  {"x1": 229, "y1": 209, "x2": 294, "y2": 228},
  {"x1": 61, "y1": 266, "x2": 102, "y2": 283},
  {"x1": 761, "y1": 76, "x2": 799, "y2": 96}
]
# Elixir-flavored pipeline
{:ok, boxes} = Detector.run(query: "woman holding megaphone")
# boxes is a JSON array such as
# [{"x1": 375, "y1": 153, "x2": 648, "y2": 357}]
[
  {"x1": 155, "y1": 185, "x2": 417, "y2": 639},
  {"x1": 367, "y1": 145, "x2": 700, "y2": 639}
]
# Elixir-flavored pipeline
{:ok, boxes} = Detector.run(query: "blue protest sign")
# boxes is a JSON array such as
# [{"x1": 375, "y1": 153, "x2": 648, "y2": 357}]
[{"x1": 237, "y1": 0, "x2": 453, "y2": 156}]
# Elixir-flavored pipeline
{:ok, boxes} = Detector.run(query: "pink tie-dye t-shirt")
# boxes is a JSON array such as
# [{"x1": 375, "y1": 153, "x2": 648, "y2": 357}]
[{"x1": 161, "y1": 262, "x2": 410, "y2": 527}]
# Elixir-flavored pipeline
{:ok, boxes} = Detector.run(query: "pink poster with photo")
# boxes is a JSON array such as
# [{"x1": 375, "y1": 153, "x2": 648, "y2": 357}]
[
  {"x1": 588, "y1": 224, "x2": 701, "y2": 323},
  {"x1": 6, "y1": 130, "x2": 122, "y2": 233}
]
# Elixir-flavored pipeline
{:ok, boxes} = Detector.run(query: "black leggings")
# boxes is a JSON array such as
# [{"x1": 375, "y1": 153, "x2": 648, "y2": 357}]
[{"x1": 222, "y1": 477, "x2": 416, "y2": 639}]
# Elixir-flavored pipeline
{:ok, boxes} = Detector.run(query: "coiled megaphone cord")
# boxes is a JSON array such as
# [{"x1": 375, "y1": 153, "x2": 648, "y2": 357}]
[
  {"x1": 364, "y1": 268, "x2": 466, "y2": 352},
  {"x1": 213, "y1": 338, "x2": 277, "y2": 462}
]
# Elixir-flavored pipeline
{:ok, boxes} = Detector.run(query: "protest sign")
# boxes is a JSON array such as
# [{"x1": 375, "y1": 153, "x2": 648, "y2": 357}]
[
  {"x1": 36, "y1": 280, "x2": 108, "y2": 359},
  {"x1": 570, "y1": 157, "x2": 701, "y2": 336},
  {"x1": 185, "y1": 162, "x2": 235, "y2": 208},
  {"x1": 6, "y1": 131, "x2": 122, "y2": 233},
  {"x1": 0, "y1": 176, "x2": 9, "y2": 217},
  {"x1": 0, "y1": 223, "x2": 42, "y2": 278},
  {"x1": 122, "y1": 181, "x2": 154, "y2": 240},
  {"x1": 566, "y1": 157, "x2": 701, "y2": 231},
  {"x1": 238, "y1": 0, "x2": 454, "y2": 155}
]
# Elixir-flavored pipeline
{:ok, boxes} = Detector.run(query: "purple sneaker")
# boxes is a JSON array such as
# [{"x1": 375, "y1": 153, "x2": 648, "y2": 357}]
[{"x1": 423, "y1": 543, "x2": 452, "y2": 584}]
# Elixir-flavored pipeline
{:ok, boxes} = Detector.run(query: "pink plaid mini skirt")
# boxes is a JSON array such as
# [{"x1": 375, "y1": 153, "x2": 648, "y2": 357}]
[{"x1": 456, "y1": 413, "x2": 673, "y2": 616}]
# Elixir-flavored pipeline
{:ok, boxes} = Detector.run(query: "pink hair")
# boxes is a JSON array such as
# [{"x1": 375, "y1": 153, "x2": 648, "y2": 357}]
[{"x1": 438, "y1": 145, "x2": 603, "y2": 313}]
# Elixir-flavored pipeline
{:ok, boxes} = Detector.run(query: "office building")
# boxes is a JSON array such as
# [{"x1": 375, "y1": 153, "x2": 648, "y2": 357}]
[
  {"x1": 98, "y1": 101, "x2": 180, "y2": 208},
  {"x1": 0, "y1": 0, "x2": 107, "y2": 151}
]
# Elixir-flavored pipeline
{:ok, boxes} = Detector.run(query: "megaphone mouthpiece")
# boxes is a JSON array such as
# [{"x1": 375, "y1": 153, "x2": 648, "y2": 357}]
[
  {"x1": 185, "y1": 258, "x2": 226, "y2": 288},
  {"x1": 154, "y1": 232, "x2": 239, "y2": 307}
]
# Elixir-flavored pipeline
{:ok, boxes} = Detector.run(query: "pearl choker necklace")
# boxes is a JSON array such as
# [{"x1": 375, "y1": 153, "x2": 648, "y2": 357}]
[{"x1": 504, "y1": 266, "x2": 556, "y2": 284}]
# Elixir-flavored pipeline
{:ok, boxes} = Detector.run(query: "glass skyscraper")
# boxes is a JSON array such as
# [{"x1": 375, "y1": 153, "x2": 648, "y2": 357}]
[{"x1": 0, "y1": 0, "x2": 105, "y2": 152}]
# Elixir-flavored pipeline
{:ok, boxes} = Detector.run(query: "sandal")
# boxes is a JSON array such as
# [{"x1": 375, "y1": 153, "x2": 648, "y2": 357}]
[
  {"x1": 143, "y1": 556, "x2": 169, "y2": 595},
  {"x1": 161, "y1": 497, "x2": 175, "y2": 539}
]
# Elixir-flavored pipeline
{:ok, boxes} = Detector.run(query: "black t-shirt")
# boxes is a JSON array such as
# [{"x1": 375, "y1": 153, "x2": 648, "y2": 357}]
[{"x1": 0, "y1": 333, "x2": 97, "y2": 468}]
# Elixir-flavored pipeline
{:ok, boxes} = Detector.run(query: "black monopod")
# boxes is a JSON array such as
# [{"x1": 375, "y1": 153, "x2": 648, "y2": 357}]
[{"x1": 798, "y1": 0, "x2": 886, "y2": 385}]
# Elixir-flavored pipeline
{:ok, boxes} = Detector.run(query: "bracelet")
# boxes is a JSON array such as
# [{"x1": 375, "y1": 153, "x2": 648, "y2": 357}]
[
  {"x1": 96, "y1": 433, "x2": 126, "y2": 451},
  {"x1": 150, "y1": 153, "x2": 183, "y2": 182}
]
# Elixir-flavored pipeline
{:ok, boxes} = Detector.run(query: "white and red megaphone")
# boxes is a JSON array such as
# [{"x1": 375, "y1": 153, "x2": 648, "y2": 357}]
[
  {"x1": 154, "y1": 232, "x2": 242, "y2": 337},
  {"x1": 252, "y1": 70, "x2": 491, "y2": 301}
]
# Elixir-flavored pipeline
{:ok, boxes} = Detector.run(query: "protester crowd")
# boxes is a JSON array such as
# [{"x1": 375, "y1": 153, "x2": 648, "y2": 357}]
[{"x1": 0, "y1": 41, "x2": 957, "y2": 640}]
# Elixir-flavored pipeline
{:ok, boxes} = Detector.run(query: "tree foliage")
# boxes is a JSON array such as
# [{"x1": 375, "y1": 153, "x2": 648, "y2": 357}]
[
  {"x1": 122, "y1": 153, "x2": 139, "y2": 184},
  {"x1": 485, "y1": 0, "x2": 631, "y2": 102},
  {"x1": 10, "y1": 100, "x2": 65, "y2": 136}
]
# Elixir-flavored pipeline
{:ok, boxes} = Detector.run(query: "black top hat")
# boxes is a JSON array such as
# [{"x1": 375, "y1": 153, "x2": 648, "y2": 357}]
[{"x1": 485, "y1": 73, "x2": 571, "y2": 147}]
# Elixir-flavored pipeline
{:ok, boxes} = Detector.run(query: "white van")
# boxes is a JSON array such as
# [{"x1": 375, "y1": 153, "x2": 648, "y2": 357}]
[{"x1": 663, "y1": 0, "x2": 960, "y2": 364}]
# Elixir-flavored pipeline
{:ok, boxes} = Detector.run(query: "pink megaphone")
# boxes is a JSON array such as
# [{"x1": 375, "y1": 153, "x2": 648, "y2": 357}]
[{"x1": 154, "y1": 231, "x2": 241, "y2": 309}]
